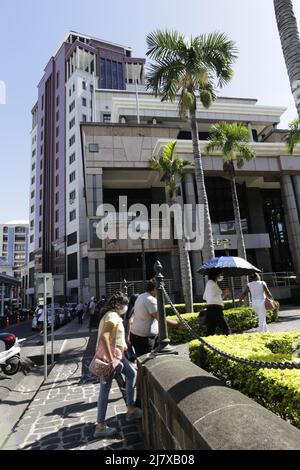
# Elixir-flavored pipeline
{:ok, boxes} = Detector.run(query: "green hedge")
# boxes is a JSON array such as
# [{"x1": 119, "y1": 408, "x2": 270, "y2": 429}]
[
  {"x1": 168, "y1": 305, "x2": 279, "y2": 345},
  {"x1": 165, "y1": 300, "x2": 238, "y2": 316},
  {"x1": 189, "y1": 332, "x2": 300, "y2": 429}
]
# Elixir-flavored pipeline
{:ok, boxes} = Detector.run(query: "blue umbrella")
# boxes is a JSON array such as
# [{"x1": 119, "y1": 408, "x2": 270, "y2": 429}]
[{"x1": 197, "y1": 256, "x2": 261, "y2": 277}]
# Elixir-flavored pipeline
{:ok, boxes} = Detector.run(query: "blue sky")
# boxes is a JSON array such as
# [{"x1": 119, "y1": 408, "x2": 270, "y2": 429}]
[{"x1": 1, "y1": 0, "x2": 300, "y2": 222}]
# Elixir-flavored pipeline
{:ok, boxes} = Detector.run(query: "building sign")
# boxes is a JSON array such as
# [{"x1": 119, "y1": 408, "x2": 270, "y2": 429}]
[{"x1": 213, "y1": 238, "x2": 232, "y2": 248}]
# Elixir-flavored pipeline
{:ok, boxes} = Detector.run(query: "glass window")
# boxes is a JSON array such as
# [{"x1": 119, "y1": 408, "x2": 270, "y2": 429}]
[
  {"x1": 69, "y1": 135, "x2": 75, "y2": 147},
  {"x1": 69, "y1": 153, "x2": 76, "y2": 164},
  {"x1": 67, "y1": 232, "x2": 77, "y2": 247},
  {"x1": 100, "y1": 58, "x2": 106, "y2": 88},
  {"x1": 69, "y1": 210, "x2": 76, "y2": 221},
  {"x1": 82, "y1": 97, "x2": 87, "y2": 107},
  {"x1": 67, "y1": 252, "x2": 78, "y2": 280},
  {"x1": 82, "y1": 81, "x2": 86, "y2": 90},
  {"x1": 106, "y1": 60, "x2": 112, "y2": 89},
  {"x1": 69, "y1": 171, "x2": 76, "y2": 183},
  {"x1": 112, "y1": 61, "x2": 118, "y2": 89},
  {"x1": 118, "y1": 62, "x2": 123, "y2": 89},
  {"x1": 89, "y1": 143, "x2": 99, "y2": 153},
  {"x1": 82, "y1": 114, "x2": 87, "y2": 123}
]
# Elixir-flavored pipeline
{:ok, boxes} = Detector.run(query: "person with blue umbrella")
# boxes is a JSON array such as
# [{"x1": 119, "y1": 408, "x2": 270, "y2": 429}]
[
  {"x1": 198, "y1": 256, "x2": 262, "y2": 336},
  {"x1": 202, "y1": 269, "x2": 231, "y2": 336}
]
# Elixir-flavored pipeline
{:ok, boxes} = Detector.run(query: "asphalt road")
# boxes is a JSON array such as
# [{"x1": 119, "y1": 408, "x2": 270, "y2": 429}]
[{"x1": 0, "y1": 321, "x2": 40, "y2": 402}]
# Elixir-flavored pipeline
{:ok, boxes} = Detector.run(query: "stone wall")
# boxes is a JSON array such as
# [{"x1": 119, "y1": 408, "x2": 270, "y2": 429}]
[{"x1": 138, "y1": 354, "x2": 300, "y2": 450}]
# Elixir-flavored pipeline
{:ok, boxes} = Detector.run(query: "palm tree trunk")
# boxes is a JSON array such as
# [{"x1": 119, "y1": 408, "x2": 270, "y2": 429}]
[
  {"x1": 274, "y1": 0, "x2": 300, "y2": 117},
  {"x1": 171, "y1": 191, "x2": 194, "y2": 313},
  {"x1": 229, "y1": 161, "x2": 248, "y2": 298},
  {"x1": 189, "y1": 106, "x2": 215, "y2": 262},
  {"x1": 229, "y1": 161, "x2": 247, "y2": 260}
]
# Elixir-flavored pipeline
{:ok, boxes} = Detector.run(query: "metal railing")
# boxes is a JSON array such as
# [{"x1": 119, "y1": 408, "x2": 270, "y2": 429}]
[
  {"x1": 217, "y1": 272, "x2": 298, "y2": 293},
  {"x1": 106, "y1": 278, "x2": 173, "y2": 298}
]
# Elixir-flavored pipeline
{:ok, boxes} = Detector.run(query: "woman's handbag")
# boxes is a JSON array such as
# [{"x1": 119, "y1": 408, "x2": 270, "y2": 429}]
[
  {"x1": 89, "y1": 342, "x2": 123, "y2": 383},
  {"x1": 265, "y1": 297, "x2": 276, "y2": 311}
]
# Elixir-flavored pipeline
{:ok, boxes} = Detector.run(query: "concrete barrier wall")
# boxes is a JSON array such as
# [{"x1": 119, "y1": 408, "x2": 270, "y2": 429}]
[{"x1": 138, "y1": 354, "x2": 300, "y2": 450}]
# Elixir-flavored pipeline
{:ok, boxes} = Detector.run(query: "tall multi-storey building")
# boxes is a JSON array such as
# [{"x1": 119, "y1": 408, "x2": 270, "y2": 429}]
[
  {"x1": 0, "y1": 221, "x2": 29, "y2": 279},
  {"x1": 28, "y1": 31, "x2": 145, "y2": 305}
]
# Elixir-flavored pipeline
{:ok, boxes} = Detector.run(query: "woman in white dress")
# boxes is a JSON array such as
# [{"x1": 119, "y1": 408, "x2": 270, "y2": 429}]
[{"x1": 238, "y1": 273, "x2": 275, "y2": 333}]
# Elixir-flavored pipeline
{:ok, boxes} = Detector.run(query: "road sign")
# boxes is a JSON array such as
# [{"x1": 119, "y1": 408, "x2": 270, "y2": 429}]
[{"x1": 36, "y1": 273, "x2": 53, "y2": 298}]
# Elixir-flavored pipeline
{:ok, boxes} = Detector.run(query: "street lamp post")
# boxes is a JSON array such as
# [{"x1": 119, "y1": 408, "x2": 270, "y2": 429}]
[
  {"x1": 140, "y1": 235, "x2": 146, "y2": 291},
  {"x1": 153, "y1": 261, "x2": 177, "y2": 356}
]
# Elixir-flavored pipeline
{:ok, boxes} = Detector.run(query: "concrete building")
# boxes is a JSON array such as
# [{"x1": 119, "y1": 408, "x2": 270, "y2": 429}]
[
  {"x1": 0, "y1": 221, "x2": 29, "y2": 279},
  {"x1": 29, "y1": 31, "x2": 300, "y2": 303},
  {"x1": 29, "y1": 31, "x2": 145, "y2": 305}
]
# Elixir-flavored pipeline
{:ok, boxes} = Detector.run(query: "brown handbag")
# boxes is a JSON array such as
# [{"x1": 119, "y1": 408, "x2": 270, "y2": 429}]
[
  {"x1": 89, "y1": 313, "x2": 123, "y2": 383},
  {"x1": 264, "y1": 297, "x2": 276, "y2": 311}
]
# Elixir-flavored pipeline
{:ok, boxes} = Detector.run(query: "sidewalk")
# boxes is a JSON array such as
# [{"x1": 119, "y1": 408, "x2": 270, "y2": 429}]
[
  {"x1": 2, "y1": 319, "x2": 144, "y2": 450},
  {"x1": 2, "y1": 308, "x2": 300, "y2": 450}
]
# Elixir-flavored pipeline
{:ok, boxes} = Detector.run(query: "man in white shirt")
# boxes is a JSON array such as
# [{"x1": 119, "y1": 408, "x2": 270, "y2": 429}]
[{"x1": 130, "y1": 280, "x2": 181, "y2": 357}]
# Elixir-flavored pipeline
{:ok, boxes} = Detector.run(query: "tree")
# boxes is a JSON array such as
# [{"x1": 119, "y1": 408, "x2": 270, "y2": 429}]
[
  {"x1": 150, "y1": 141, "x2": 194, "y2": 312},
  {"x1": 146, "y1": 30, "x2": 238, "y2": 262},
  {"x1": 284, "y1": 117, "x2": 300, "y2": 153},
  {"x1": 274, "y1": 0, "x2": 300, "y2": 117},
  {"x1": 205, "y1": 122, "x2": 255, "y2": 260}
]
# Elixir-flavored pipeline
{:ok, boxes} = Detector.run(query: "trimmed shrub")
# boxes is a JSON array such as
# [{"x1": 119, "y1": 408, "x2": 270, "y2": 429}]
[
  {"x1": 165, "y1": 300, "x2": 239, "y2": 316},
  {"x1": 168, "y1": 306, "x2": 278, "y2": 345},
  {"x1": 189, "y1": 332, "x2": 300, "y2": 429}
]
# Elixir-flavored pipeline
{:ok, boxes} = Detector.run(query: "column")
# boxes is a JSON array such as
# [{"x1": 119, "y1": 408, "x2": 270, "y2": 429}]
[
  {"x1": 1, "y1": 283, "x2": 4, "y2": 317},
  {"x1": 183, "y1": 174, "x2": 205, "y2": 297},
  {"x1": 281, "y1": 175, "x2": 300, "y2": 280},
  {"x1": 247, "y1": 122, "x2": 254, "y2": 141}
]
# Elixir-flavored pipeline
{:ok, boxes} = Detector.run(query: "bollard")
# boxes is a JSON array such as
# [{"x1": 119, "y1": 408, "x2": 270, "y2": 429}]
[{"x1": 153, "y1": 260, "x2": 178, "y2": 356}]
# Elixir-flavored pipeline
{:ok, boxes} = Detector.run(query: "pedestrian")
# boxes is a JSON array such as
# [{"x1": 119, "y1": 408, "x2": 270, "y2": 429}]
[
  {"x1": 203, "y1": 269, "x2": 231, "y2": 336},
  {"x1": 94, "y1": 291, "x2": 142, "y2": 439},
  {"x1": 36, "y1": 304, "x2": 44, "y2": 331},
  {"x1": 123, "y1": 294, "x2": 139, "y2": 362},
  {"x1": 238, "y1": 273, "x2": 275, "y2": 333},
  {"x1": 130, "y1": 280, "x2": 182, "y2": 357},
  {"x1": 130, "y1": 280, "x2": 182, "y2": 408},
  {"x1": 88, "y1": 297, "x2": 96, "y2": 332},
  {"x1": 76, "y1": 301, "x2": 84, "y2": 325}
]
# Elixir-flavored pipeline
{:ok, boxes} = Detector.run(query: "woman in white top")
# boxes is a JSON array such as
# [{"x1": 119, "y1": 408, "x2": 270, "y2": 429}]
[
  {"x1": 238, "y1": 273, "x2": 274, "y2": 333},
  {"x1": 203, "y1": 269, "x2": 231, "y2": 336},
  {"x1": 94, "y1": 292, "x2": 142, "y2": 440}
]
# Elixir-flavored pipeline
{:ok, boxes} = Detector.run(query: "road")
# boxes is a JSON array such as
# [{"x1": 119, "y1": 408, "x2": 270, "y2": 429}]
[{"x1": 0, "y1": 321, "x2": 40, "y2": 403}]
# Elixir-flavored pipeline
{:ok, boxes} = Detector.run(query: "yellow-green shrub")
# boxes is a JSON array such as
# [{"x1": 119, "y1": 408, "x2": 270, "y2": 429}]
[
  {"x1": 189, "y1": 332, "x2": 300, "y2": 428},
  {"x1": 168, "y1": 307, "x2": 277, "y2": 344}
]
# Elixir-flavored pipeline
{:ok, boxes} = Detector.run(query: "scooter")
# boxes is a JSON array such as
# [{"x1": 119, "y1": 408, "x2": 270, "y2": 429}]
[{"x1": 0, "y1": 333, "x2": 26, "y2": 376}]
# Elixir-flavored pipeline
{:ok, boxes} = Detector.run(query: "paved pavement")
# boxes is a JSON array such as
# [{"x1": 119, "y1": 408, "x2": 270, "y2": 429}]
[
  {"x1": 1, "y1": 319, "x2": 144, "y2": 450},
  {"x1": 1, "y1": 307, "x2": 300, "y2": 451}
]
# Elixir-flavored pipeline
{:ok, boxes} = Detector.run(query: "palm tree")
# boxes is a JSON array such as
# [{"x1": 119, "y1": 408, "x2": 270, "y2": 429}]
[
  {"x1": 150, "y1": 141, "x2": 194, "y2": 312},
  {"x1": 205, "y1": 122, "x2": 255, "y2": 260},
  {"x1": 146, "y1": 30, "x2": 238, "y2": 263},
  {"x1": 274, "y1": 0, "x2": 300, "y2": 117},
  {"x1": 284, "y1": 117, "x2": 300, "y2": 153}
]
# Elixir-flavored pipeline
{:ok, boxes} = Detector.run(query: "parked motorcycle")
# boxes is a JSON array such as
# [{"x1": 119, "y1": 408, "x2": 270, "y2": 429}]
[{"x1": 0, "y1": 333, "x2": 25, "y2": 376}]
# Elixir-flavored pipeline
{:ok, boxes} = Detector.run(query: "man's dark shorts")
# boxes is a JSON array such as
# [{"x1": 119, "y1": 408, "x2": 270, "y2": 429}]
[{"x1": 130, "y1": 333, "x2": 158, "y2": 357}]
